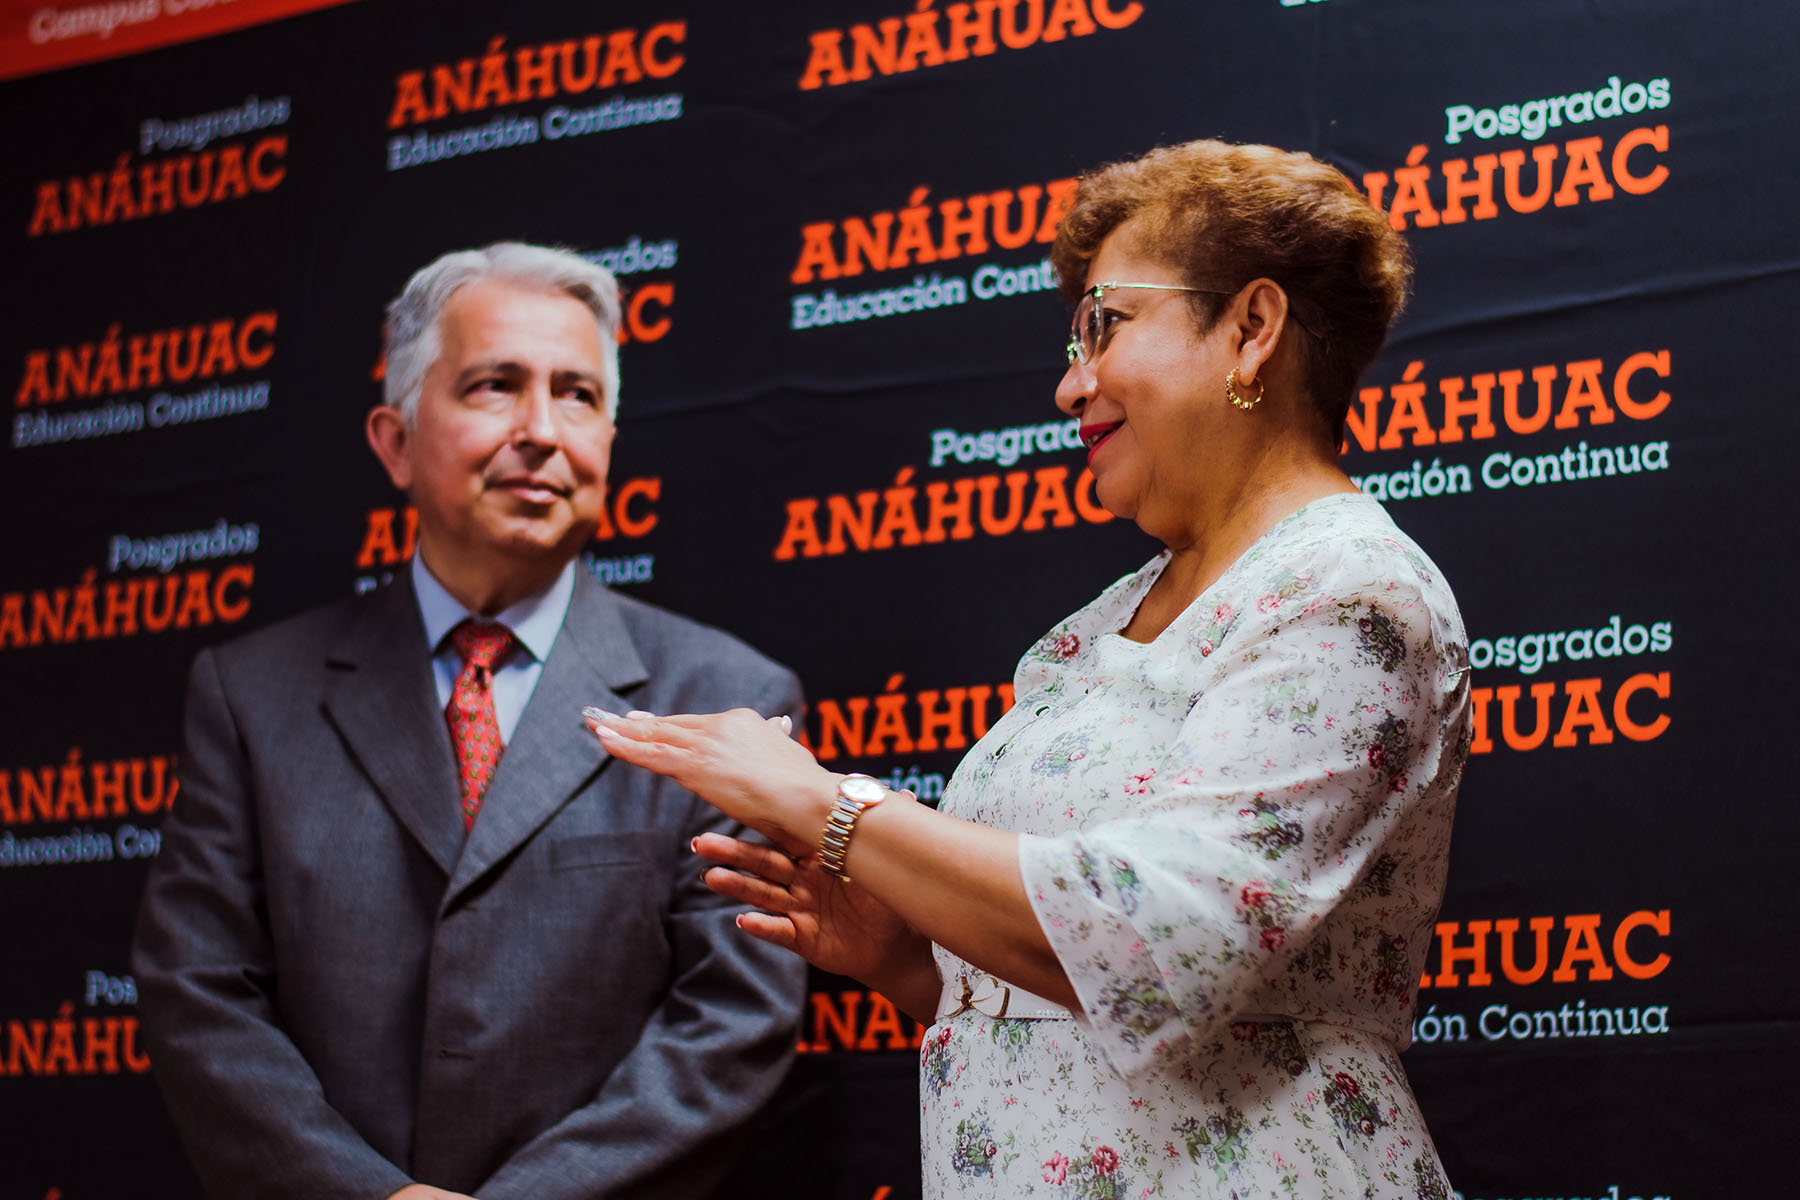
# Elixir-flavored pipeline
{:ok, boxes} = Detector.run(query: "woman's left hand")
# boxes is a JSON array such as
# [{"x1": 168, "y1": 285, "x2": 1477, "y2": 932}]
[
  {"x1": 588, "y1": 708, "x2": 837, "y2": 855},
  {"x1": 694, "y1": 831, "x2": 931, "y2": 988}
]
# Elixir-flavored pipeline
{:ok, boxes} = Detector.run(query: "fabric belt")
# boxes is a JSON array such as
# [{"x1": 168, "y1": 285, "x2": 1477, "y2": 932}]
[
  {"x1": 932, "y1": 971, "x2": 1331, "y2": 1031},
  {"x1": 936, "y1": 970, "x2": 1072, "y2": 1021}
]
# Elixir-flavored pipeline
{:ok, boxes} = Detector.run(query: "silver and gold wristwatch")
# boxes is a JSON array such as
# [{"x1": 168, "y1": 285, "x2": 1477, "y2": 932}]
[{"x1": 817, "y1": 773, "x2": 889, "y2": 882}]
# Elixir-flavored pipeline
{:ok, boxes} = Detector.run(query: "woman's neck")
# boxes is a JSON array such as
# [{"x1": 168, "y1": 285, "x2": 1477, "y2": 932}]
[{"x1": 1120, "y1": 449, "x2": 1355, "y2": 644}]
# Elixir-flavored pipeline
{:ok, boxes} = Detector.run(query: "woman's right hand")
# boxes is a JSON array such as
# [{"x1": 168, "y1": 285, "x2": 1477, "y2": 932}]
[{"x1": 696, "y1": 831, "x2": 938, "y2": 1012}]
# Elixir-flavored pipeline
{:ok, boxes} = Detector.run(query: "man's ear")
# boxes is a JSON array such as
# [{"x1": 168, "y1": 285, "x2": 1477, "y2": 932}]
[{"x1": 365, "y1": 405, "x2": 413, "y2": 491}]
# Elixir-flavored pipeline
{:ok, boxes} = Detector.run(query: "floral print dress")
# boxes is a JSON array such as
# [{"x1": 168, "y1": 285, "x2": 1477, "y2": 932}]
[{"x1": 921, "y1": 493, "x2": 1471, "y2": 1199}]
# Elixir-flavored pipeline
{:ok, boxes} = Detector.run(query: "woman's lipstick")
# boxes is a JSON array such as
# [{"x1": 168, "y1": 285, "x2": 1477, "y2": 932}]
[{"x1": 1079, "y1": 421, "x2": 1122, "y2": 463}]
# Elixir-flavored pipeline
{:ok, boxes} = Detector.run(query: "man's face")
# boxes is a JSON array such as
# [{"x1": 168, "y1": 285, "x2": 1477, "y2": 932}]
[{"x1": 371, "y1": 277, "x2": 615, "y2": 599}]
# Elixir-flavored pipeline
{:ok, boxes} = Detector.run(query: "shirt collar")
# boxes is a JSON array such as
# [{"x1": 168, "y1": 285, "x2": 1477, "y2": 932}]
[{"x1": 411, "y1": 553, "x2": 576, "y2": 664}]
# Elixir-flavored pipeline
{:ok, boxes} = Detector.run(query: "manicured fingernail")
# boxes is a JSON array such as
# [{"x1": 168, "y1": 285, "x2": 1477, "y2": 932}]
[
  {"x1": 625, "y1": 709, "x2": 654, "y2": 719},
  {"x1": 689, "y1": 837, "x2": 699, "y2": 852},
  {"x1": 582, "y1": 706, "x2": 618, "y2": 724},
  {"x1": 778, "y1": 715, "x2": 793, "y2": 735},
  {"x1": 593, "y1": 723, "x2": 619, "y2": 740},
  {"x1": 734, "y1": 913, "x2": 745, "y2": 928}
]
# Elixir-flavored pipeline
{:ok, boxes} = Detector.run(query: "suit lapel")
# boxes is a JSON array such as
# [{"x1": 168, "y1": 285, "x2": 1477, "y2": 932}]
[
  {"x1": 446, "y1": 570, "x2": 650, "y2": 904},
  {"x1": 322, "y1": 573, "x2": 465, "y2": 877}
]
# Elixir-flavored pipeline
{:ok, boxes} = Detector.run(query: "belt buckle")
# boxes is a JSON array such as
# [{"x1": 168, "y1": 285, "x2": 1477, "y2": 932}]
[{"x1": 945, "y1": 972, "x2": 1012, "y2": 1019}]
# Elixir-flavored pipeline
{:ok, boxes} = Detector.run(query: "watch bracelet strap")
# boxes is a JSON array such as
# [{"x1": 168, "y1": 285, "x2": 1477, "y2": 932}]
[{"x1": 817, "y1": 795, "x2": 866, "y2": 881}]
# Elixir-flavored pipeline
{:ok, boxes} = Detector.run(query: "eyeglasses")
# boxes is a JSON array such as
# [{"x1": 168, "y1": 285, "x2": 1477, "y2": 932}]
[{"x1": 1065, "y1": 281, "x2": 1236, "y2": 366}]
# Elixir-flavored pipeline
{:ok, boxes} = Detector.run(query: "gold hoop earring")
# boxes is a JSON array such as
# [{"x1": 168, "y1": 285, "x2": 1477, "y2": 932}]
[{"x1": 1226, "y1": 367, "x2": 1265, "y2": 411}]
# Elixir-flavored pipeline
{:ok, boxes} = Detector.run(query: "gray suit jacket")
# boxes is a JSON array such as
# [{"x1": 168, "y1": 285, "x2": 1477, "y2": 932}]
[{"x1": 132, "y1": 568, "x2": 807, "y2": 1200}]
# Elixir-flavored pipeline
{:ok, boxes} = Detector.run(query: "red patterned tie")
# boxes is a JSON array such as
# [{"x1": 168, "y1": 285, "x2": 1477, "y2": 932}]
[{"x1": 446, "y1": 620, "x2": 516, "y2": 830}]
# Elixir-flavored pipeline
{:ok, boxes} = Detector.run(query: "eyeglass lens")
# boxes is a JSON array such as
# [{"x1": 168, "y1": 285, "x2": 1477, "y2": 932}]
[{"x1": 1067, "y1": 286, "x2": 1103, "y2": 365}]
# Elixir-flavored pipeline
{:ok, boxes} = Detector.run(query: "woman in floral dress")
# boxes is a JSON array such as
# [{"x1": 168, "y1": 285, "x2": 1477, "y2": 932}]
[{"x1": 593, "y1": 140, "x2": 1471, "y2": 1198}]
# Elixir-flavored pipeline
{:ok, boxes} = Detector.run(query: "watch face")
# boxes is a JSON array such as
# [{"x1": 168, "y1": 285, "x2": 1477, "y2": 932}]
[{"x1": 839, "y1": 776, "x2": 887, "y2": 805}]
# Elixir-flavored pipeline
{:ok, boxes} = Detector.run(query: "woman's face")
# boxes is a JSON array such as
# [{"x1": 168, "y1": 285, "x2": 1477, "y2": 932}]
[{"x1": 1054, "y1": 232, "x2": 1236, "y2": 535}]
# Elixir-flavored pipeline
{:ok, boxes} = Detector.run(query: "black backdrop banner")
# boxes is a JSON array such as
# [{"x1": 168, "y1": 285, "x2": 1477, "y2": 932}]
[{"x1": 4, "y1": 2, "x2": 1798, "y2": 1197}]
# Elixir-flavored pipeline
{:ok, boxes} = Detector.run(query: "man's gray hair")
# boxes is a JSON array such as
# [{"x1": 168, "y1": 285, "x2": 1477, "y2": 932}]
[{"x1": 383, "y1": 241, "x2": 622, "y2": 421}]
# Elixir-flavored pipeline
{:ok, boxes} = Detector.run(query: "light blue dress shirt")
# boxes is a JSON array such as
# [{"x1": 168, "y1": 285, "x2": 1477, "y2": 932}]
[{"x1": 411, "y1": 554, "x2": 576, "y2": 743}]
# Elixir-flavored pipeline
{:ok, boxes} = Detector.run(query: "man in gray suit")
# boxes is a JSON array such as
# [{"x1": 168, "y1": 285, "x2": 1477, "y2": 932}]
[{"x1": 133, "y1": 242, "x2": 807, "y2": 1200}]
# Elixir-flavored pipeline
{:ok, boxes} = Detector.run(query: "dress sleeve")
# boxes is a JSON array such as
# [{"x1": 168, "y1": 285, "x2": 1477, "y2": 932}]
[{"x1": 1017, "y1": 573, "x2": 1467, "y2": 1081}]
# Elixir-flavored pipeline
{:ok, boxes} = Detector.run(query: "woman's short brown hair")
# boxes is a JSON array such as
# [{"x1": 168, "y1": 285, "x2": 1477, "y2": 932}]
[{"x1": 1052, "y1": 140, "x2": 1412, "y2": 436}]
